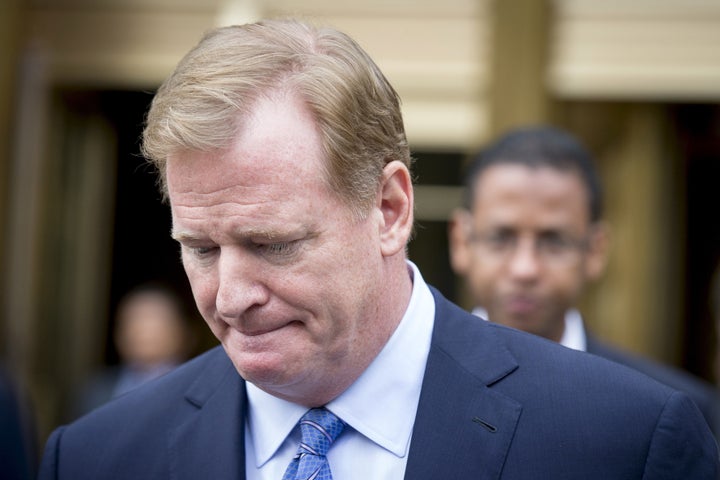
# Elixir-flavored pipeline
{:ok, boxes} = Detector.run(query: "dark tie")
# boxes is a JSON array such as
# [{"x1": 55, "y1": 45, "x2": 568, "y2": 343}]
[{"x1": 282, "y1": 408, "x2": 346, "y2": 480}]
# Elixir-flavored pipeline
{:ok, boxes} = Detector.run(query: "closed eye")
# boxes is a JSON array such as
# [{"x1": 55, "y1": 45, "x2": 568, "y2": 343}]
[
  {"x1": 187, "y1": 245, "x2": 218, "y2": 258},
  {"x1": 258, "y1": 240, "x2": 300, "y2": 257}
]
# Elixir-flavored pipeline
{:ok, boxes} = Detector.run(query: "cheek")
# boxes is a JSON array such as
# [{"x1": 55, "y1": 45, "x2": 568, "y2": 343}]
[
  {"x1": 468, "y1": 260, "x2": 499, "y2": 289},
  {"x1": 549, "y1": 267, "x2": 587, "y2": 298}
]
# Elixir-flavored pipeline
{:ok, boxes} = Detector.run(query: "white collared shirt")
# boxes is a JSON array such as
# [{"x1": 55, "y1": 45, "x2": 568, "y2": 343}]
[
  {"x1": 245, "y1": 261, "x2": 435, "y2": 479},
  {"x1": 472, "y1": 307, "x2": 587, "y2": 351}
]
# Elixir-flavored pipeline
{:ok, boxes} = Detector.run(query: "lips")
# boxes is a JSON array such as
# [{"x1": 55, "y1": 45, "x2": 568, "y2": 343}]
[
  {"x1": 504, "y1": 296, "x2": 539, "y2": 316},
  {"x1": 231, "y1": 318, "x2": 301, "y2": 337}
]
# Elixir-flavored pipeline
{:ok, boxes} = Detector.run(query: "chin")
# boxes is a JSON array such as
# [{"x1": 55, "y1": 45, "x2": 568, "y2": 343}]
[
  {"x1": 226, "y1": 348, "x2": 291, "y2": 384},
  {"x1": 504, "y1": 316, "x2": 540, "y2": 332}
]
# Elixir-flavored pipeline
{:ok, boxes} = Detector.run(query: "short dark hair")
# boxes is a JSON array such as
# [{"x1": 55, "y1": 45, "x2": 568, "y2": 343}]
[{"x1": 462, "y1": 126, "x2": 603, "y2": 222}]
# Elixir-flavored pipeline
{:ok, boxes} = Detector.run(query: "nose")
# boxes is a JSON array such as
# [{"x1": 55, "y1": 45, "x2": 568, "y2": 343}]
[
  {"x1": 507, "y1": 237, "x2": 541, "y2": 281},
  {"x1": 215, "y1": 247, "x2": 269, "y2": 318}
]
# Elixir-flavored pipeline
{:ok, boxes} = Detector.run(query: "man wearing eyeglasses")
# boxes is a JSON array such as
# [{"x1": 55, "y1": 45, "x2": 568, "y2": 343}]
[{"x1": 449, "y1": 125, "x2": 720, "y2": 437}]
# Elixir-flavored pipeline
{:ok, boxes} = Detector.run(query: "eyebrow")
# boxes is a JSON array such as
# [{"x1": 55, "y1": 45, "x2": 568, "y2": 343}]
[
  {"x1": 171, "y1": 226, "x2": 219, "y2": 244},
  {"x1": 170, "y1": 230, "x2": 199, "y2": 243},
  {"x1": 171, "y1": 226, "x2": 298, "y2": 243}
]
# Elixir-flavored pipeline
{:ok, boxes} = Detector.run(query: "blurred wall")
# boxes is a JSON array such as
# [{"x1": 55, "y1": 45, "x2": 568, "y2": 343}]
[{"x1": 0, "y1": 0, "x2": 23, "y2": 360}]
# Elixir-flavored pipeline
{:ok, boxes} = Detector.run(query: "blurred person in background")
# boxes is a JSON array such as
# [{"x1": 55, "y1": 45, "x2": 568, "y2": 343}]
[
  {"x1": 73, "y1": 283, "x2": 194, "y2": 417},
  {"x1": 0, "y1": 367, "x2": 37, "y2": 480},
  {"x1": 449, "y1": 125, "x2": 720, "y2": 437}
]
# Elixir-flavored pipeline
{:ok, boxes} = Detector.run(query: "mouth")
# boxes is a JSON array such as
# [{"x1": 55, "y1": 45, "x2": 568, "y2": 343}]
[
  {"x1": 505, "y1": 297, "x2": 538, "y2": 316},
  {"x1": 235, "y1": 319, "x2": 301, "y2": 337}
]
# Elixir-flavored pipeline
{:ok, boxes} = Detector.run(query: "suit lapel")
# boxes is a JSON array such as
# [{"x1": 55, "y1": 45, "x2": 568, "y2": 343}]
[
  {"x1": 169, "y1": 348, "x2": 247, "y2": 480},
  {"x1": 404, "y1": 289, "x2": 522, "y2": 480}
]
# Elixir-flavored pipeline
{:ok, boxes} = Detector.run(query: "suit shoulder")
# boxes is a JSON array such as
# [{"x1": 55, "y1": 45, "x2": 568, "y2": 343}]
[
  {"x1": 68, "y1": 346, "x2": 233, "y2": 429},
  {"x1": 587, "y1": 337, "x2": 720, "y2": 434},
  {"x1": 430, "y1": 289, "x2": 678, "y2": 402},
  {"x1": 40, "y1": 346, "x2": 244, "y2": 479},
  {"x1": 588, "y1": 337, "x2": 717, "y2": 397}
]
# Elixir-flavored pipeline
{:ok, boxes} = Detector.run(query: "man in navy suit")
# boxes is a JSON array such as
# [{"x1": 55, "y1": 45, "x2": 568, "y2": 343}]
[
  {"x1": 40, "y1": 19, "x2": 719, "y2": 479},
  {"x1": 448, "y1": 126, "x2": 720, "y2": 437}
]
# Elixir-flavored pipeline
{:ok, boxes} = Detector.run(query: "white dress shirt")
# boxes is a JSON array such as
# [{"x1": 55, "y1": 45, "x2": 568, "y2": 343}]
[
  {"x1": 472, "y1": 307, "x2": 587, "y2": 351},
  {"x1": 245, "y1": 261, "x2": 435, "y2": 479}
]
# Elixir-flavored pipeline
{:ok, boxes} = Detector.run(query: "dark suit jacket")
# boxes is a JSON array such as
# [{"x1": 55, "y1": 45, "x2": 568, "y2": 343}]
[
  {"x1": 39, "y1": 288, "x2": 719, "y2": 479},
  {"x1": 587, "y1": 335, "x2": 720, "y2": 438},
  {"x1": 0, "y1": 369, "x2": 37, "y2": 480}
]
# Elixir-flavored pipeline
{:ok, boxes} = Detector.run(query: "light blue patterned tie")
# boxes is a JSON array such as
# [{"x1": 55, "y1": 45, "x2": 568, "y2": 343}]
[{"x1": 282, "y1": 408, "x2": 346, "y2": 480}]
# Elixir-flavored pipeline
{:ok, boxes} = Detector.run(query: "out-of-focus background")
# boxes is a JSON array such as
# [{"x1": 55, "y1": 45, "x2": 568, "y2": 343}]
[{"x1": 1, "y1": 0, "x2": 719, "y2": 459}]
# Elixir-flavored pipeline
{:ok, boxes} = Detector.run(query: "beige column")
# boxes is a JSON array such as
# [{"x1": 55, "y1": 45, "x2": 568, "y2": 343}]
[
  {"x1": 488, "y1": 0, "x2": 553, "y2": 136},
  {"x1": 577, "y1": 104, "x2": 683, "y2": 364}
]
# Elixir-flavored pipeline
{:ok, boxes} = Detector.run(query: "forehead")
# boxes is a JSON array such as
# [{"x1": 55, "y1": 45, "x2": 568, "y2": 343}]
[
  {"x1": 471, "y1": 164, "x2": 591, "y2": 226},
  {"x1": 165, "y1": 90, "x2": 332, "y2": 210}
]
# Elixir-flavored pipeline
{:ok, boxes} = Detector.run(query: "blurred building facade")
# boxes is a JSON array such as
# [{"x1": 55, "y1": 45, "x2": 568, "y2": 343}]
[{"x1": 1, "y1": 0, "x2": 719, "y2": 443}]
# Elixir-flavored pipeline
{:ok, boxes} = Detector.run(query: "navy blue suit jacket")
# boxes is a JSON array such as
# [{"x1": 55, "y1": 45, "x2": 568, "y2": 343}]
[
  {"x1": 586, "y1": 335, "x2": 720, "y2": 438},
  {"x1": 40, "y1": 288, "x2": 719, "y2": 479}
]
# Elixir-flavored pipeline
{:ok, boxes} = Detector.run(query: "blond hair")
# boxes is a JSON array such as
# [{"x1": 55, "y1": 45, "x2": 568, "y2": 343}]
[{"x1": 142, "y1": 18, "x2": 411, "y2": 218}]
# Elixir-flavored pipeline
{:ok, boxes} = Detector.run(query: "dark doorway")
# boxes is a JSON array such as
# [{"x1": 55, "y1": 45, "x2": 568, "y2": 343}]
[
  {"x1": 672, "y1": 103, "x2": 720, "y2": 383},
  {"x1": 100, "y1": 90, "x2": 214, "y2": 365}
]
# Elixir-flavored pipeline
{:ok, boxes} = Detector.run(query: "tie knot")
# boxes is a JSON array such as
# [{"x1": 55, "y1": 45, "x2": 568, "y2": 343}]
[{"x1": 297, "y1": 408, "x2": 346, "y2": 457}]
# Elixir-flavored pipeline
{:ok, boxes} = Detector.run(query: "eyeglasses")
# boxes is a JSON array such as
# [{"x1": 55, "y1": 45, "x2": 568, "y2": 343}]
[{"x1": 467, "y1": 230, "x2": 590, "y2": 265}]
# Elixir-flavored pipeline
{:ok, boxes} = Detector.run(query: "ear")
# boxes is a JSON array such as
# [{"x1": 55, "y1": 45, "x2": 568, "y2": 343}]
[
  {"x1": 585, "y1": 221, "x2": 610, "y2": 281},
  {"x1": 448, "y1": 208, "x2": 472, "y2": 275},
  {"x1": 378, "y1": 161, "x2": 414, "y2": 257}
]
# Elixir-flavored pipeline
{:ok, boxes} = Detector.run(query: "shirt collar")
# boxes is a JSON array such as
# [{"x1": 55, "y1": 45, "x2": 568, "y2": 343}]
[
  {"x1": 559, "y1": 309, "x2": 587, "y2": 351},
  {"x1": 247, "y1": 260, "x2": 435, "y2": 466},
  {"x1": 472, "y1": 307, "x2": 587, "y2": 351}
]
